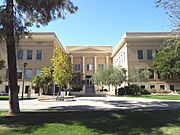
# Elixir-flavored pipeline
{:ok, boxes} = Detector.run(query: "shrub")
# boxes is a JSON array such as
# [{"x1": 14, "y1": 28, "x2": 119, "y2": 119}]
[
  {"x1": 103, "y1": 89, "x2": 108, "y2": 92},
  {"x1": 148, "y1": 88, "x2": 159, "y2": 94},
  {"x1": 140, "y1": 89, "x2": 151, "y2": 95},
  {"x1": 118, "y1": 84, "x2": 142, "y2": 95},
  {"x1": 117, "y1": 87, "x2": 125, "y2": 95},
  {"x1": 126, "y1": 84, "x2": 141, "y2": 95},
  {"x1": 159, "y1": 90, "x2": 173, "y2": 94}
]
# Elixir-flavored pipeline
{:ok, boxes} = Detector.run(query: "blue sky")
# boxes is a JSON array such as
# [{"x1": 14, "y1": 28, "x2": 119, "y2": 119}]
[{"x1": 31, "y1": 0, "x2": 171, "y2": 48}]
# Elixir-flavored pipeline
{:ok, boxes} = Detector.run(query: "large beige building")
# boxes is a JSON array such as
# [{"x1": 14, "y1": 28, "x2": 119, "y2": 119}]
[
  {"x1": 0, "y1": 33, "x2": 64, "y2": 95},
  {"x1": 112, "y1": 32, "x2": 180, "y2": 91}
]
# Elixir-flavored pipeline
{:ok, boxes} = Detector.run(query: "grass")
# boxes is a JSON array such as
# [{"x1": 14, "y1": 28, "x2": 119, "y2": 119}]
[
  {"x1": 0, "y1": 110, "x2": 180, "y2": 135},
  {"x1": 127, "y1": 95, "x2": 180, "y2": 100},
  {"x1": 0, "y1": 96, "x2": 9, "y2": 100},
  {"x1": 0, "y1": 96, "x2": 35, "y2": 100}
]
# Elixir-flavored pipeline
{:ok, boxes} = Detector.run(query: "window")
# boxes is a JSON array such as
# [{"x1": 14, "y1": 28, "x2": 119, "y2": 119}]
[
  {"x1": 121, "y1": 54, "x2": 123, "y2": 63},
  {"x1": 25, "y1": 69, "x2": 32, "y2": 80},
  {"x1": 99, "y1": 64, "x2": 104, "y2": 70},
  {"x1": 17, "y1": 86, "x2": 20, "y2": 93},
  {"x1": 150, "y1": 85, "x2": 155, "y2": 89},
  {"x1": 74, "y1": 64, "x2": 81, "y2": 71},
  {"x1": 87, "y1": 64, "x2": 93, "y2": 71},
  {"x1": 25, "y1": 86, "x2": 30, "y2": 93},
  {"x1": 147, "y1": 50, "x2": 153, "y2": 60},
  {"x1": 148, "y1": 69, "x2": 154, "y2": 79},
  {"x1": 123, "y1": 52, "x2": 125, "y2": 62},
  {"x1": 36, "y1": 50, "x2": 42, "y2": 60},
  {"x1": 27, "y1": 50, "x2": 33, "y2": 60},
  {"x1": 35, "y1": 69, "x2": 41, "y2": 76},
  {"x1": 137, "y1": 50, "x2": 144, "y2": 60},
  {"x1": 160, "y1": 85, "x2": 165, "y2": 90},
  {"x1": 157, "y1": 72, "x2": 161, "y2": 79},
  {"x1": 5, "y1": 86, "x2": 9, "y2": 93},
  {"x1": 141, "y1": 85, "x2": 145, "y2": 89},
  {"x1": 17, "y1": 50, "x2": 23, "y2": 60},
  {"x1": 170, "y1": 85, "x2": 174, "y2": 91},
  {"x1": 17, "y1": 68, "x2": 22, "y2": 79}
]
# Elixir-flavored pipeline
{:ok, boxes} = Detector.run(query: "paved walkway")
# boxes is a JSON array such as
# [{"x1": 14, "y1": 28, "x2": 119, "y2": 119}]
[{"x1": 0, "y1": 97, "x2": 180, "y2": 111}]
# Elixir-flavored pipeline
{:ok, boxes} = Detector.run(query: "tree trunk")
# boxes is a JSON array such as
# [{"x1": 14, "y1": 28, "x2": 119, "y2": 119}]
[
  {"x1": 56, "y1": 86, "x2": 61, "y2": 100},
  {"x1": 5, "y1": 0, "x2": 20, "y2": 114}
]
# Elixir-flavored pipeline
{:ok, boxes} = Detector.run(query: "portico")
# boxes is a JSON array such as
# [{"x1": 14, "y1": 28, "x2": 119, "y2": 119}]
[{"x1": 66, "y1": 46, "x2": 112, "y2": 95}]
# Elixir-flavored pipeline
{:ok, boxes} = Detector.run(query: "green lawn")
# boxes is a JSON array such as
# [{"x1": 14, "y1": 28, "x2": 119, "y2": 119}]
[
  {"x1": 0, "y1": 96, "x2": 35, "y2": 100},
  {"x1": 0, "y1": 110, "x2": 180, "y2": 135},
  {"x1": 127, "y1": 95, "x2": 180, "y2": 100},
  {"x1": 0, "y1": 96, "x2": 9, "y2": 100}
]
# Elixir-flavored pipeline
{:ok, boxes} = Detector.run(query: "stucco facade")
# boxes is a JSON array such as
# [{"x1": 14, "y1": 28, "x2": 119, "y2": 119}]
[
  {"x1": 0, "y1": 33, "x2": 64, "y2": 95},
  {"x1": 112, "y1": 32, "x2": 180, "y2": 91},
  {"x1": 0, "y1": 32, "x2": 179, "y2": 96}
]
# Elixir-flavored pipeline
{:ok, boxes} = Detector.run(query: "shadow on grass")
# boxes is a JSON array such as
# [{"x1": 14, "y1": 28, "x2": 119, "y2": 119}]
[{"x1": 0, "y1": 110, "x2": 180, "y2": 135}]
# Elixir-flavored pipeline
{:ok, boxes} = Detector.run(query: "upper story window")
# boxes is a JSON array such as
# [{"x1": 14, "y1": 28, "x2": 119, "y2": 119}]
[
  {"x1": 99, "y1": 64, "x2": 104, "y2": 70},
  {"x1": 137, "y1": 50, "x2": 144, "y2": 60},
  {"x1": 87, "y1": 64, "x2": 93, "y2": 71},
  {"x1": 74, "y1": 64, "x2": 81, "y2": 71},
  {"x1": 121, "y1": 54, "x2": 123, "y2": 63},
  {"x1": 123, "y1": 52, "x2": 125, "y2": 62},
  {"x1": 27, "y1": 50, "x2": 33, "y2": 60},
  {"x1": 17, "y1": 50, "x2": 23, "y2": 60},
  {"x1": 36, "y1": 50, "x2": 42, "y2": 60},
  {"x1": 147, "y1": 50, "x2": 153, "y2": 60},
  {"x1": 25, "y1": 69, "x2": 32, "y2": 80},
  {"x1": 35, "y1": 69, "x2": 41, "y2": 76}
]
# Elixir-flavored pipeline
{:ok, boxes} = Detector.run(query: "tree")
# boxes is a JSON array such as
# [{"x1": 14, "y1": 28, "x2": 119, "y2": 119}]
[
  {"x1": 32, "y1": 67, "x2": 53, "y2": 95},
  {"x1": 128, "y1": 67, "x2": 151, "y2": 83},
  {"x1": 109, "y1": 67, "x2": 126, "y2": 92},
  {"x1": 0, "y1": 60, "x2": 5, "y2": 84},
  {"x1": 153, "y1": 46, "x2": 180, "y2": 79},
  {"x1": 51, "y1": 46, "x2": 73, "y2": 99},
  {"x1": 0, "y1": 60, "x2": 5, "y2": 70},
  {"x1": 0, "y1": 0, "x2": 77, "y2": 114},
  {"x1": 92, "y1": 65, "x2": 126, "y2": 92},
  {"x1": 92, "y1": 70, "x2": 106, "y2": 91},
  {"x1": 31, "y1": 76, "x2": 42, "y2": 95},
  {"x1": 155, "y1": 0, "x2": 180, "y2": 27},
  {"x1": 40, "y1": 67, "x2": 53, "y2": 95},
  {"x1": 71, "y1": 72, "x2": 84, "y2": 91}
]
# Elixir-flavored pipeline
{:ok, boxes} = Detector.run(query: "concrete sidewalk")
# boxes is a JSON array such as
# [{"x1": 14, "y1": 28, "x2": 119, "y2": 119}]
[{"x1": 0, "y1": 97, "x2": 180, "y2": 111}]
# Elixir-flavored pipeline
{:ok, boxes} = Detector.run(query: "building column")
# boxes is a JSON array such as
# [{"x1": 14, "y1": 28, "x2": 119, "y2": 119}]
[
  {"x1": 106, "y1": 56, "x2": 109, "y2": 67},
  {"x1": 94, "y1": 56, "x2": 97, "y2": 73},
  {"x1": 82, "y1": 56, "x2": 86, "y2": 80},
  {"x1": 70, "y1": 55, "x2": 73, "y2": 64}
]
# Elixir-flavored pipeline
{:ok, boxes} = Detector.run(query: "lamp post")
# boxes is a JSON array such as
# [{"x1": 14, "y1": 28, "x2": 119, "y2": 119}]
[{"x1": 21, "y1": 62, "x2": 27, "y2": 99}]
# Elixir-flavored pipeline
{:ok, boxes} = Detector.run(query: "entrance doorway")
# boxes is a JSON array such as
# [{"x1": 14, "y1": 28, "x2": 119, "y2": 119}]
[
  {"x1": 85, "y1": 75, "x2": 95, "y2": 95},
  {"x1": 86, "y1": 75, "x2": 92, "y2": 85}
]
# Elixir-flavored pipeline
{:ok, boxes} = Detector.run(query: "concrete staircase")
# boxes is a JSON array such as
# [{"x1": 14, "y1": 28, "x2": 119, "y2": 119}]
[{"x1": 85, "y1": 85, "x2": 95, "y2": 96}]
